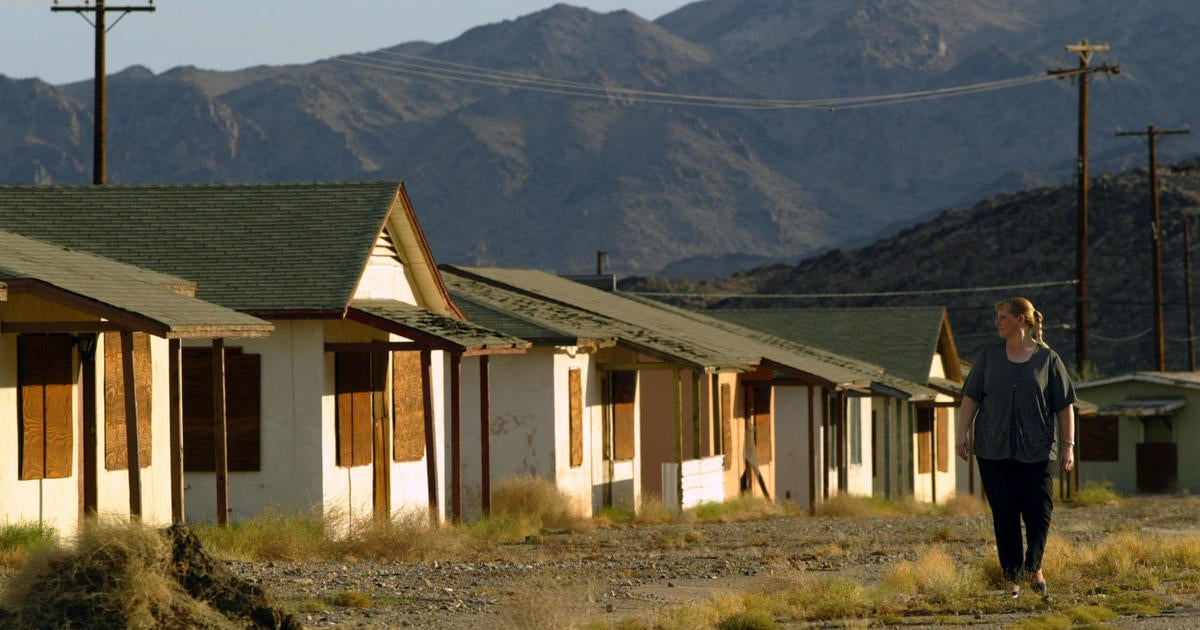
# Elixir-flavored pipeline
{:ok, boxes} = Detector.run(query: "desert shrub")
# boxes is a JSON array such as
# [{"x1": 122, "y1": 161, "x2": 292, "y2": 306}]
[
  {"x1": 0, "y1": 520, "x2": 236, "y2": 629},
  {"x1": 324, "y1": 591, "x2": 374, "y2": 608},
  {"x1": 336, "y1": 510, "x2": 466, "y2": 562},
  {"x1": 492, "y1": 474, "x2": 591, "y2": 533},
  {"x1": 633, "y1": 494, "x2": 679, "y2": 524},
  {"x1": 1072, "y1": 479, "x2": 1122, "y2": 507}
]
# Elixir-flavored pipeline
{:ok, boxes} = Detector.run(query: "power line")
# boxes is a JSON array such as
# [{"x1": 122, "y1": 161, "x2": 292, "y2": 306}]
[
  {"x1": 626, "y1": 279, "x2": 1078, "y2": 300},
  {"x1": 334, "y1": 50, "x2": 1059, "y2": 111}
]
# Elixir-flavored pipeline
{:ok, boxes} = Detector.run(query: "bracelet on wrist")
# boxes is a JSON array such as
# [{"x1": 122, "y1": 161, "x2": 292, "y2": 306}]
[{"x1": 1063, "y1": 440, "x2": 1076, "y2": 447}]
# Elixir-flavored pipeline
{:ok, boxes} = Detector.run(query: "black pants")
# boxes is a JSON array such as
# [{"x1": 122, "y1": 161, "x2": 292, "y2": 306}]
[{"x1": 976, "y1": 457, "x2": 1054, "y2": 584}]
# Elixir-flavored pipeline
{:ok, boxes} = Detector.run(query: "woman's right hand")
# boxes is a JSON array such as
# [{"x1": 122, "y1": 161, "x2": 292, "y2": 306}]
[{"x1": 956, "y1": 434, "x2": 972, "y2": 461}]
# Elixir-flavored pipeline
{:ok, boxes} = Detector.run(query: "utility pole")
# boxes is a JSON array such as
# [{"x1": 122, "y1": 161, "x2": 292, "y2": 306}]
[
  {"x1": 1049, "y1": 41, "x2": 1119, "y2": 376},
  {"x1": 1185, "y1": 214, "x2": 1197, "y2": 370},
  {"x1": 53, "y1": 0, "x2": 155, "y2": 185},
  {"x1": 1116, "y1": 125, "x2": 1190, "y2": 371}
]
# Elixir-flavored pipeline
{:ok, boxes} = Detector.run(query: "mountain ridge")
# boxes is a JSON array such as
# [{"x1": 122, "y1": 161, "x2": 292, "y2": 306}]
[{"x1": 1, "y1": 1, "x2": 1198, "y2": 275}]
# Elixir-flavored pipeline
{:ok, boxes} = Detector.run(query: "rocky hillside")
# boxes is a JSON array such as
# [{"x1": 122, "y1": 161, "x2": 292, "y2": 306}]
[
  {"x1": 622, "y1": 161, "x2": 1200, "y2": 378},
  {"x1": 2, "y1": 1, "x2": 1200, "y2": 276}
]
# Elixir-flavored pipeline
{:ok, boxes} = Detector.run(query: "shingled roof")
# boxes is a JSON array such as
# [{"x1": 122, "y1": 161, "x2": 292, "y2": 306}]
[
  {"x1": 442, "y1": 267, "x2": 748, "y2": 371},
  {"x1": 0, "y1": 230, "x2": 273, "y2": 338},
  {"x1": 442, "y1": 266, "x2": 930, "y2": 395},
  {"x1": 0, "y1": 182, "x2": 412, "y2": 313},
  {"x1": 349, "y1": 299, "x2": 529, "y2": 355},
  {"x1": 705, "y1": 307, "x2": 961, "y2": 387}
]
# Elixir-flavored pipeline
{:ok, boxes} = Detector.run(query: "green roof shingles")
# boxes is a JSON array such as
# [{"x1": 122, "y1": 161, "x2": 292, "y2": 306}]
[
  {"x1": 706, "y1": 307, "x2": 949, "y2": 386},
  {"x1": 443, "y1": 266, "x2": 926, "y2": 393},
  {"x1": 0, "y1": 182, "x2": 400, "y2": 312},
  {"x1": 0, "y1": 229, "x2": 272, "y2": 337}
]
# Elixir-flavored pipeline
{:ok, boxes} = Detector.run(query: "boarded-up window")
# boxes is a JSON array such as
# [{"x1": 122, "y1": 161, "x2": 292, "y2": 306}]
[
  {"x1": 569, "y1": 368, "x2": 583, "y2": 467},
  {"x1": 392, "y1": 351, "x2": 425, "y2": 462},
  {"x1": 18, "y1": 335, "x2": 74, "y2": 480},
  {"x1": 751, "y1": 386, "x2": 772, "y2": 464},
  {"x1": 936, "y1": 407, "x2": 950, "y2": 473},
  {"x1": 610, "y1": 371, "x2": 636, "y2": 461},
  {"x1": 720, "y1": 384, "x2": 733, "y2": 470},
  {"x1": 336, "y1": 352, "x2": 378, "y2": 468},
  {"x1": 182, "y1": 347, "x2": 262, "y2": 472},
  {"x1": 917, "y1": 407, "x2": 933, "y2": 474},
  {"x1": 1080, "y1": 415, "x2": 1119, "y2": 461},
  {"x1": 103, "y1": 332, "x2": 153, "y2": 470}
]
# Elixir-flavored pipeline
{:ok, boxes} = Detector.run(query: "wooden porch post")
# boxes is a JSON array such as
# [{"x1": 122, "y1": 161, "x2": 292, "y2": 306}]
[
  {"x1": 120, "y1": 330, "x2": 142, "y2": 520},
  {"x1": 212, "y1": 338, "x2": 229, "y2": 527},
  {"x1": 479, "y1": 356, "x2": 491, "y2": 516},
  {"x1": 80, "y1": 334, "x2": 98, "y2": 516},
  {"x1": 807, "y1": 385, "x2": 816, "y2": 514},
  {"x1": 450, "y1": 353, "x2": 462, "y2": 522},
  {"x1": 169, "y1": 339, "x2": 184, "y2": 523},
  {"x1": 692, "y1": 372, "x2": 702, "y2": 459},
  {"x1": 421, "y1": 349, "x2": 439, "y2": 521},
  {"x1": 673, "y1": 367, "x2": 683, "y2": 509}
]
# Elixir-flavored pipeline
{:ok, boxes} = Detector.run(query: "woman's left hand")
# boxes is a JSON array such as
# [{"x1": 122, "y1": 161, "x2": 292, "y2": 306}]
[{"x1": 1060, "y1": 445, "x2": 1075, "y2": 472}]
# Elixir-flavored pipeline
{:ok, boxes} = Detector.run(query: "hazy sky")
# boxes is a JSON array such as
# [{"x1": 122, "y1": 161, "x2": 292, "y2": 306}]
[{"x1": 0, "y1": 1, "x2": 694, "y2": 85}]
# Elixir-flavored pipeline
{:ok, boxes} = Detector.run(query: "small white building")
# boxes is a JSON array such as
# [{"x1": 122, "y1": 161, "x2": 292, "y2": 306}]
[
  {"x1": 0, "y1": 229, "x2": 272, "y2": 536},
  {"x1": 442, "y1": 266, "x2": 919, "y2": 515}
]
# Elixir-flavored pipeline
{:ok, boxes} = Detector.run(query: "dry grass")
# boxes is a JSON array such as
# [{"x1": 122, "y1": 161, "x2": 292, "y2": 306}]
[
  {"x1": 492, "y1": 474, "x2": 594, "y2": 534},
  {"x1": 939, "y1": 493, "x2": 987, "y2": 516},
  {"x1": 497, "y1": 570, "x2": 596, "y2": 630},
  {"x1": 0, "y1": 520, "x2": 236, "y2": 629},
  {"x1": 193, "y1": 507, "x2": 329, "y2": 562},
  {"x1": 0, "y1": 522, "x2": 57, "y2": 569},
  {"x1": 691, "y1": 496, "x2": 796, "y2": 522}
]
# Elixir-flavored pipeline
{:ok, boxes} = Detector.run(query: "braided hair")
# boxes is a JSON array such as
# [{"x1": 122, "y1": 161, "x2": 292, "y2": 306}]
[{"x1": 994, "y1": 297, "x2": 1048, "y2": 347}]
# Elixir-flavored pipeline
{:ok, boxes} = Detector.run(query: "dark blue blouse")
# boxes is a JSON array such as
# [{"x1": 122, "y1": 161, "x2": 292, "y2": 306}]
[{"x1": 961, "y1": 340, "x2": 1076, "y2": 462}]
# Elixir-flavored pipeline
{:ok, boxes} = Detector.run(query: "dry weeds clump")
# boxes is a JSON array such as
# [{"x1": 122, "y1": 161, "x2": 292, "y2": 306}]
[
  {"x1": 1072, "y1": 479, "x2": 1123, "y2": 507},
  {"x1": 0, "y1": 520, "x2": 299, "y2": 629},
  {"x1": 812, "y1": 494, "x2": 926, "y2": 517},
  {"x1": 192, "y1": 507, "x2": 329, "y2": 562}
]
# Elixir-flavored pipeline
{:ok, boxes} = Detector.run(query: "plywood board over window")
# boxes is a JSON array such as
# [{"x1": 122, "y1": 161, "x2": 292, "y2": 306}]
[
  {"x1": 936, "y1": 407, "x2": 950, "y2": 473},
  {"x1": 1080, "y1": 416, "x2": 1119, "y2": 461},
  {"x1": 393, "y1": 350, "x2": 425, "y2": 462},
  {"x1": 181, "y1": 347, "x2": 262, "y2": 472},
  {"x1": 720, "y1": 384, "x2": 733, "y2": 470},
  {"x1": 917, "y1": 407, "x2": 933, "y2": 474},
  {"x1": 103, "y1": 331, "x2": 153, "y2": 470},
  {"x1": 18, "y1": 334, "x2": 74, "y2": 480},
  {"x1": 609, "y1": 371, "x2": 636, "y2": 461},
  {"x1": 336, "y1": 351, "x2": 382, "y2": 468},
  {"x1": 569, "y1": 368, "x2": 583, "y2": 468},
  {"x1": 751, "y1": 386, "x2": 772, "y2": 464}
]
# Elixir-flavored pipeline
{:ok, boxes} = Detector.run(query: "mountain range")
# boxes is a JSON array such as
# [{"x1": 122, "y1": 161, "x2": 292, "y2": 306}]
[{"x1": 2, "y1": 0, "x2": 1200, "y2": 276}]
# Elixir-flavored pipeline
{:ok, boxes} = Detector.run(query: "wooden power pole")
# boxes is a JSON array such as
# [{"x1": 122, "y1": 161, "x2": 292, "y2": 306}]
[
  {"x1": 1049, "y1": 41, "x2": 1119, "y2": 376},
  {"x1": 1117, "y1": 125, "x2": 1191, "y2": 371},
  {"x1": 53, "y1": 0, "x2": 155, "y2": 185}
]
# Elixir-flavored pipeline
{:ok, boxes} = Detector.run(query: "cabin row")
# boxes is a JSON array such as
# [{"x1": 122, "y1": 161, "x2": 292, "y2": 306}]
[{"x1": 1, "y1": 181, "x2": 1136, "y2": 537}]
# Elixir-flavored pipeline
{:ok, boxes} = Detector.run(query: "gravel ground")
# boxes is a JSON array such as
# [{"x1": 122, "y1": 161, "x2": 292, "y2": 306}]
[
  {"x1": 4, "y1": 496, "x2": 1200, "y2": 629},
  {"x1": 228, "y1": 495, "x2": 1200, "y2": 629}
]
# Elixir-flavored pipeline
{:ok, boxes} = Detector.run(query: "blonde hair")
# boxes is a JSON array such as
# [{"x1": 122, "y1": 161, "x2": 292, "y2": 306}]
[{"x1": 994, "y1": 297, "x2": 1047, "y2": 347}]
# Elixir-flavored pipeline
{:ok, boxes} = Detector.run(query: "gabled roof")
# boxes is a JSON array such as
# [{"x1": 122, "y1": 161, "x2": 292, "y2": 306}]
[
  {"x1": 0, "y1": 182, "x2": 458, "y2": 316},
  {"x1": 348, "y1": 299, "x2": 529, "y2": 356},
  {"x1": 442, "y1": 268, "x2": 746, "y2": 371},
  {"x1": 443, "y1": 266, "x2": 929, "y2": 396},
  {"x1": 704, "y1": 307, "x2": 961, "y2": 386},
  {"x1": 0, "y1": 230, "x2": 273, "y2": 338}
]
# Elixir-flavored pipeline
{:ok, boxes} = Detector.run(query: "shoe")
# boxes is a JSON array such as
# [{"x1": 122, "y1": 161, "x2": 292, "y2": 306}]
[
  {"x1": 1032, "y1": 580, "x2": 1048, "y2": 601},
  {"x1": 1006, "y1": 584, "x2": 1020, "y2": 599}
]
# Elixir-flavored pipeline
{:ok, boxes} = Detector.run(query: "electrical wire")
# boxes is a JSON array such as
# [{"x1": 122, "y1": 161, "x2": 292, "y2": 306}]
[
  {"x1": 1090, "y1": 328, "x2": 1153, "y2": 342},
  {"x1": 334, "y1": 50, "x2": 1057, "y2": 111},
  {"x1": 626, "y1": 279, "x2": 1078, "y2": 300}
]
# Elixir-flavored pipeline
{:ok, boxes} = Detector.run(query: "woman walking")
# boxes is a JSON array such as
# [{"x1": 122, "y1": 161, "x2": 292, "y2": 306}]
[{"x1": 955, "y1": 297, "x2": 1076, "y2": 599}]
